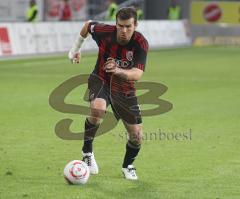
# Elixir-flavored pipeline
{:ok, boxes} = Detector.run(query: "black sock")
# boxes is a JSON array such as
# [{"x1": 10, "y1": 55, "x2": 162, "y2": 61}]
[
  {"x1": 82, "y1": 118, "x2": 99, "y2": 153},
  {"x1": 122, "y1": 141, "x2": 141, "y2": 168}
]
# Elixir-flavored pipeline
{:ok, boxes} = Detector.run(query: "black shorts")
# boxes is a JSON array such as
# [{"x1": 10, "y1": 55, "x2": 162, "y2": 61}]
[{"x1": 88, "y1": 74, "x2": 142, "y2": 125}]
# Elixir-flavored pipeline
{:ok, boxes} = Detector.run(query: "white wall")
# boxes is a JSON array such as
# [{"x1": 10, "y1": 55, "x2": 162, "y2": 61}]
[{"x1": 0, "y1": 20, "x2": 192, "y2": 57}]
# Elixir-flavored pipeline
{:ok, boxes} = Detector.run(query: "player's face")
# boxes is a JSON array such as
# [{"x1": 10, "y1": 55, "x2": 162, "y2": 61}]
[{"x1": 116, "y1": 18, "x2": 137, "y2": 45}]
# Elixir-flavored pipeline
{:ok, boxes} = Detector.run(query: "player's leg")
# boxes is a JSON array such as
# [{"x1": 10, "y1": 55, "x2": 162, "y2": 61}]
[
  {"x1": 82, "y1": 98, "x2": 107, "y2": 153},
  {"x1": 82, "y1": 98, "x2": 107, "y2": 175},
  {"x1": 110, "y1": 91, "x2": 142, "y2": 180},
  {"x1": 121, "y1": 122, "x2": 142, "y2": 180},
  {"x1": 82, "y1": 74, "x2": 109, "y2": 174}
]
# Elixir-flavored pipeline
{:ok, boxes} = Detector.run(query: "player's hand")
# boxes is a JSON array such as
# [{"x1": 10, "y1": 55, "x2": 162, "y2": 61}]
[
  {"x1": 104, "y1": 57, "x2": 119, "y2": 73},
  {"x1": 68, "y1": 51, "x2": 81, "y2": 64}
]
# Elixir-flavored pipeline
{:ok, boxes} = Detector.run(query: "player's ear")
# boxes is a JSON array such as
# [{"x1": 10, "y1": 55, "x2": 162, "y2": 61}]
[{"x1": 134, "y1": 22, "x2": 138, "y2": 29}]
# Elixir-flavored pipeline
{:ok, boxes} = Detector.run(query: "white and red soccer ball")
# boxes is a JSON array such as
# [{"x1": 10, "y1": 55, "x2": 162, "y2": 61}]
[{"x1": 64, "y1": 160, "x2": 90, "y2": 185}]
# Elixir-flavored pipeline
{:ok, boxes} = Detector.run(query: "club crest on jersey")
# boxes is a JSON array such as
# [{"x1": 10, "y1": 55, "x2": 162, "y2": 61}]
[{"x1": 126, "y1": 51, "x2": 133, "y2": 61}]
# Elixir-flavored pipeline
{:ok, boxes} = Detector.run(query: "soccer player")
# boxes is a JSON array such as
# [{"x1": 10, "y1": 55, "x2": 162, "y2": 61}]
[{"x1": 68, "y1": 7, "x2": 148, "y2": 180}]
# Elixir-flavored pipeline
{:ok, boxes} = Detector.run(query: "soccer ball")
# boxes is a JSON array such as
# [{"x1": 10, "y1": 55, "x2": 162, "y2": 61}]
[{"x1": 63, "y1": 160, "x2": 90, "y2": 185}]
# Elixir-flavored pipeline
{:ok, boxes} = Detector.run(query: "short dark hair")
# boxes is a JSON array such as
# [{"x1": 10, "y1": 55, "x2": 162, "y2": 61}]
[{"x1": 116, "y1": 7, "x2": 137, "y2": 24}]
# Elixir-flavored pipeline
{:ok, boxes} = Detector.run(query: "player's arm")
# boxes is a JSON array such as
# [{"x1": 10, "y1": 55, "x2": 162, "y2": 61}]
[
  {"x1": 105, "y1": 40, "x2": 148, "y2": 81},
  {"x1": 68, "y1": 20, "x2": 92, "y2": 63},
  {"x1": 117, "y1": 67, "x2": 143, "y2": 81},
  {"x1": 104, "y1": 59, "x2": 143, "y2": 81}
]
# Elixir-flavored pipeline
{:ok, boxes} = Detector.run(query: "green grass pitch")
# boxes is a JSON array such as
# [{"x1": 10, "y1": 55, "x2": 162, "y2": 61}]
[{"x1": 0, "y1": 46, "x2": 240, "y2": 199}]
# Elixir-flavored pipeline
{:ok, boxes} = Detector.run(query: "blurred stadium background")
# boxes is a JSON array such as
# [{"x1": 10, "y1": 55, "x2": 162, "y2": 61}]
[
  {"x1": 1, "y1": 0, "x2": 240, "y2": 198},
  {"x1": 1, "y1": 0, "x2": 240, "y2": 57}
]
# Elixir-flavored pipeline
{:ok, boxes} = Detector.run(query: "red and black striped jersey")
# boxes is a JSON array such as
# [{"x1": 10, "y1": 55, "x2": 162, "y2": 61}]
[{"x1": 87, "y1": 21, "x2": 148, "y2": 94}]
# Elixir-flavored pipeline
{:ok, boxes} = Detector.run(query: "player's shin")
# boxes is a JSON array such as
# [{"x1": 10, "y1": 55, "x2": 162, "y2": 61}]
[
  {"x1": 82, "y1": 118, "x2": 100, "y2": 153},
  {"x1": 122, "y1": 140, "x2": 141, "y2": 168}
]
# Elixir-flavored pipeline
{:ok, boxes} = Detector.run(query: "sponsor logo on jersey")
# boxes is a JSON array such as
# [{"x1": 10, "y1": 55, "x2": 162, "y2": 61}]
[{"x1": 115, "y1": 59, "x2": 134, "y2": 68}]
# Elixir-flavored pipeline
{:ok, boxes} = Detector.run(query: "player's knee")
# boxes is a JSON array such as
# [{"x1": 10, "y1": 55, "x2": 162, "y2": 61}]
[
  {"x1": 88, "y1": 117, "x2": 100, "y2": 125},
  {"x1": 91, "y1": 98, "x2": 106, "y2": 111},
  {"x1": 91, "y1": 107, "x2": 105, "y2": 117},
  {"x1": 129, "y1": 131, "x2": 142, "y2": 145},
  {"x1": 128, "y1": 139, "x2": 141, "y2": 149},
  {"x1": 88, "y1": 113, "x2": 102, "y2": 125},
  {"x1": 90, "y1": 99, "x2": 106, "y2": 123},
  {"x1": 89, "y1": 109, "x2": 105, "y2": 124}
]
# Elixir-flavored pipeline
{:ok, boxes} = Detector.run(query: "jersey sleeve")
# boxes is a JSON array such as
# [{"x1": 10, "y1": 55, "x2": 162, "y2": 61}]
[
  {"x1": 134, "y1": 39, "x2": 149, "y2": 71},
  {"x1": 87, "y1": 21, "x2": 115, "y2": 45}
]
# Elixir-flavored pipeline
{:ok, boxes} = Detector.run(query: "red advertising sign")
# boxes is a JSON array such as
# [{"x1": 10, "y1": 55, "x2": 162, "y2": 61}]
[
  {"x1": 0, "y1": 27, "x2": 12, "y2": 55},
  {"x1": 203, "y1": 3, "x2": 222, "y2": 22}
]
